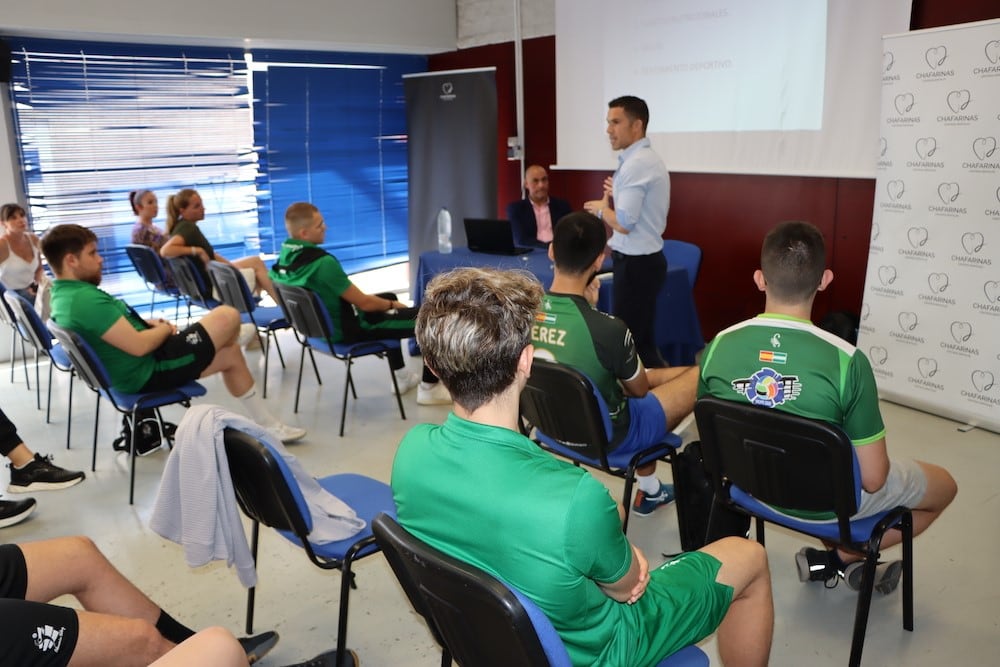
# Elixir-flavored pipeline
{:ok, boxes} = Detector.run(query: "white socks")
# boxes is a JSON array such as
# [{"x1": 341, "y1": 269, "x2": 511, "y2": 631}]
[
  {"x1": 636, "y1": 473, "x2": 661, "y2": 495},
  {"x1": 236, "y1": 384, "x2": 279, "y2": 428}
]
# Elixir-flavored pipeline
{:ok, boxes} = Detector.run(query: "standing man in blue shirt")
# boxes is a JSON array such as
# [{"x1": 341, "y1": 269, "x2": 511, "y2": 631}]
[{"x1": 585, "y1": 95, "x2": 670, "y2": 368}]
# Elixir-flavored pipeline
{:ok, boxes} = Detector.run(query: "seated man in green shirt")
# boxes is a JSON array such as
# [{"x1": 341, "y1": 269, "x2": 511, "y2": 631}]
[
  {"x1": 269, "y1": 202, "x2": 450, "y2": 406},
  {"x1": 699, "y1": 221, "x2": 957, "y2": 593},
  {"x1": 41, "y1": 224, "x2": 305, "y2": 443},
  {"x1": 392, "y1": 267, "x2": 773, "y2": 667}
]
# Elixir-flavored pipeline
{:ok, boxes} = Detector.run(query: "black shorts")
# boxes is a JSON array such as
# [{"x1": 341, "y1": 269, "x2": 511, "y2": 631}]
[
  {"x1": 141, "y1": 322, "x2": 216, "y2": 392},
  {"x1": 0, "y1": 545, "x2": 79, "y2": 666}
]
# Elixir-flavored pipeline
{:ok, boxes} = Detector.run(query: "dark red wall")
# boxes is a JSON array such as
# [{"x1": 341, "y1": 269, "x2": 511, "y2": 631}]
[{"x1": 428, "y1": 1, "x2": 1000, "y2": 340}]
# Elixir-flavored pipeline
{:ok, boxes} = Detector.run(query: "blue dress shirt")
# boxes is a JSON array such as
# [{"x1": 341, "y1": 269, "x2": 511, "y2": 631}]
[{"x1": 610, "y1": 137, "x2": 670, "y2": 255}]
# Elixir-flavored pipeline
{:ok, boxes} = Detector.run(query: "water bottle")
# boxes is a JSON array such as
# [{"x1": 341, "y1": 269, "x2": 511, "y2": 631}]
[{"x1": 437, "y1": 207, "x2": 452, "y2": 254}]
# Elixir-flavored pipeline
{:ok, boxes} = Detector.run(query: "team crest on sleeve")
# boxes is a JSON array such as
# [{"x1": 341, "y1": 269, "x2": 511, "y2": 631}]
[{"x1": 731, "y1": 367, "x2": 801, "y2": 407}]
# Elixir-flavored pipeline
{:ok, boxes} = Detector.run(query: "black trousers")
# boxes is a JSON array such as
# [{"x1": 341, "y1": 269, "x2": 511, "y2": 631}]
[
  {"x1": 0, "y1": 407, "x2": 22, "y2": 458},
  {"x1": 611, "y1": 250, "x2": 668, "y2": 368},
  {"x1": 339, "y1": 293, "x2": 435, "y2": 382}
]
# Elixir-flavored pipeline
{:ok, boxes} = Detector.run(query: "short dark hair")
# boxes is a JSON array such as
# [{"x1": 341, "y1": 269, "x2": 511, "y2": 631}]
[
  {"x1": 609, "y1": 95, "x2": 649, "y2": 131},
  {"x1": 760, "y1": 221, "x2": 826, "y2": 303},
  {"x1": 551, "y1": 211, "x2": 606, "y2": 276},
  {"x1": 416, "y1": 268, "x2": 542, "y2": 412},
  {"x1": 41, "y1": 224, "x2": 98, "y2": 274}
]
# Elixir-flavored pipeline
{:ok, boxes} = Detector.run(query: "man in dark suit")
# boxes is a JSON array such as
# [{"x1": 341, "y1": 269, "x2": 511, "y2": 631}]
[{"x1": 506, "y1": 165, "x2": 572, "y2": 247}]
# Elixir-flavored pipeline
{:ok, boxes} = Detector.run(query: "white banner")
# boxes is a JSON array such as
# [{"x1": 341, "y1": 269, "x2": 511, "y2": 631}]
[{"x1": 859, "y1": 19, "x2": 1000, "y2": 433}]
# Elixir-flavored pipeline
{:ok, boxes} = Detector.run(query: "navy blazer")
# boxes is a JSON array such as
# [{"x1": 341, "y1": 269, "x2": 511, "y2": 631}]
[{"x1": 505, "y1": 197, "x2": 573, "y2": 247}]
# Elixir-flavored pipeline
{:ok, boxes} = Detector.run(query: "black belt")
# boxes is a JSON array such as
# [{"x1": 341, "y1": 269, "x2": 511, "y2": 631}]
[{"x1": 611, "y1": 250, "x2": 661, "y2": 261}]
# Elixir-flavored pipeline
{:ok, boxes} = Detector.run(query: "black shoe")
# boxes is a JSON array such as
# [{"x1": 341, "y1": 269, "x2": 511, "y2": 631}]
[
  {"x1": 239, "y1": 630, "x2": 279, "y2": 664},
  {"x1": 8, "y1": 455, "x2": 86, "y2": 493},
  {"x1": 844, "y1": 560, "x2": 904, "y2": 595},
  {"x1": 0, "y1": 497, "x2": 37, "y2": 528},
  {"x1": 280, "y1": 649, "x2": 358, "y2": 667},
  {"x1": 795, "y1": 547, "x2": 840, "y2": 588}
]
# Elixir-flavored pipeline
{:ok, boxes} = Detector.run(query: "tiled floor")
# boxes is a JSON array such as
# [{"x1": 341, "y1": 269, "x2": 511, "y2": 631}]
[{"x1": 1, "y1": 328, "x2": 997, "y2": 666}]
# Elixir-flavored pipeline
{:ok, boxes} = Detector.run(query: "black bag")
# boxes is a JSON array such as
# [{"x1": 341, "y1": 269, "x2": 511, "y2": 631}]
[
  {"x1": 671, "y1": 441, "x2": 751, "y2": 551},
  {"x1": 112, "y1": 409, "x2": 176, "y2": 456}
]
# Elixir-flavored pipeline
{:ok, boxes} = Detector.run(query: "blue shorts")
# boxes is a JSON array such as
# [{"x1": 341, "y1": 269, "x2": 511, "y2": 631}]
[{"x1": 611, "y1": 394, "x2": 669, "y2": 456}]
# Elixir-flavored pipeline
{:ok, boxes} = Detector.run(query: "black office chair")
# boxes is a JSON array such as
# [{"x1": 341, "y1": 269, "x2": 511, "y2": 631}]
[
  {"x1": 694, "y1": 396, "x2": 914, "y2": 667},
  {"x1": 272, "y1": 282, "x2": 405, "y2": 436},
  {"x1": 371, "y1": 514, "x2": 707, "y2": 667},
  {"x1": 207, "y1": 260, "x2": 288, "y2": 397},
  {"x1": 519, "y1": 358, "x2": 681, "y2": 534},
  {"x1": 0, "y1": 279, "x2": 31, "y2": 386},
  {"x1": 124, "y1": 244, "x2": 181, "y2": 320},
  {"x1": 222, "y1": 428, "x2": 394, "y2": 667},
  {"x1": 47, "y1": 321, "x2": 205, "y2": 503}
]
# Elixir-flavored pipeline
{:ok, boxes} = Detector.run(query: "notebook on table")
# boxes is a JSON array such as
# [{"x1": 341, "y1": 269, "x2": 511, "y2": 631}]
[{"x1": 463, "y1": 218, "x2": 533, "y2": 256}]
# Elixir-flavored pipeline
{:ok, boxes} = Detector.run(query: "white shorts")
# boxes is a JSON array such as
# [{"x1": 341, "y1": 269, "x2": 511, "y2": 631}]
[{"x1": 854, "y1": 458, "x2": 927, "y2": 519}]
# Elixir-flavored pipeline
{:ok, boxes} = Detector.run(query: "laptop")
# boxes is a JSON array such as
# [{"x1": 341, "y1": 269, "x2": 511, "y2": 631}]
[{"x1": 463, "y1": 218, "x2": 533, "y2": 255}]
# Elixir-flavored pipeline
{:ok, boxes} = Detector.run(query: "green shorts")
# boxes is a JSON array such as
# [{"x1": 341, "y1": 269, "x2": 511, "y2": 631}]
[{"x1": 626, "y1": 551, "x2": 733, "y2": 666}]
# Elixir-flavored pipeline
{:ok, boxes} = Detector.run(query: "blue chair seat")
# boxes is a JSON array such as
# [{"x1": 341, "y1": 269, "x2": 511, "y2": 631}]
[
  {"x1": 104, "y1": 381, "x2": 207, "y2": 413},
  {"x1": 305, "y1": 337, "x2": 402, "y2": 359},
  {"x1": 277, "y1": 473, "x2": 395, "y2": 562},
  {"x1": 538, "y1": 431, "x2": 681, "y2": 471}
]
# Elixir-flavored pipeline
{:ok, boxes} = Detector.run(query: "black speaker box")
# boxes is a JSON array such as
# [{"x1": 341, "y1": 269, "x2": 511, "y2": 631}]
[{"x1": 0, "y1": 39, "x2": 11, "y2": 84}]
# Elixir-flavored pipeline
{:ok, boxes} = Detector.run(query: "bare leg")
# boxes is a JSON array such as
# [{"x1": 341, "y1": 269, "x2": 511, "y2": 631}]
[
  {"x1": 836, "y1": 460, "x2": 956, "y2": 561},
  {"x1": 194, "y1": 305, "x2": 256, "y2": 396},
  {"x1": 233, "y1": 256, "x2": 275, "y2": 298},
  {"x1": 649, "y1": 366, "x2": 698, "y2": 430},
  {"x1": 5, "y1": 442, "x2": 34, "y2": 467},
  {"x1": 699, "y1": 537, "x2": 774, "y2": 667},
  {"x1": 149, "y1": 627, "x2": 246, "y2": 667},
  {"x1": 20, "y1": 537, "x2": 177, "y2": 666}
]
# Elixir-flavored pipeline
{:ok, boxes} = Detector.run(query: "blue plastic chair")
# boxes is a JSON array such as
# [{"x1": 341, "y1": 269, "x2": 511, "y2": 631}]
[
  {"x1": 125, "y1": 244, "x2": 181, "y2": 320},
  {"x1": 222, "y1": 427, "x2": 394, "y2": 667},
  {"x1": 519, "y1": 358, "x2": 682, "y2": 534},
  {"x1": 694, "y1": 396, "x2": 914, "y2": 667},
  {"x1": 165, "y1": 255, "x2": 221, "y2": 322},
  {"x1": 272, "y1": 282, "x2": 406, "y2": 437},
  {"x1": 0, "y1": 279, "x2": 30, "y2": 386},
  {"x1": 207, "y1": 260, "x2": 288, "y2": 398},
  {"x1": 372, "y1": 513, "x2": 709, "y2": 667},
  {"x1": 47, "y1": 321, "x2": 206, "y2": 504},
  {"x1": 662, "y1": 239, "x2": 702, "y2": 288},
  {"x1": 4, "y1": 292, "x2": 78, "y2": 447}
]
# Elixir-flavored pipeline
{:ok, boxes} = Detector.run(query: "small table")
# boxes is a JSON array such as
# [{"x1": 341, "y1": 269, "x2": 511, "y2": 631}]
[{"x1": 415, "y1": 248, "x2": 703, "y2": 365}]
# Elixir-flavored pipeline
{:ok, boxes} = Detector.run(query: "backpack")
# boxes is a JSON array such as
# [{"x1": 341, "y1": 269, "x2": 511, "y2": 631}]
[
  {"x1": 671, "y1": 441, "x2": 751, "y2": 551},
  {"x1": 112, "y1": 409, "x2": 177, "y2": 456}
]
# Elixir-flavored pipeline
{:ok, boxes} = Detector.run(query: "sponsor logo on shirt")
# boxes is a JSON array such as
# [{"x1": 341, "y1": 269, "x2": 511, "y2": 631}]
[
  {"x1": 731, "y1": 368, "x2": 801, "y2": 408},
  {"x1": 759, "y1": 350, "x2": 787, "y2": 364}
]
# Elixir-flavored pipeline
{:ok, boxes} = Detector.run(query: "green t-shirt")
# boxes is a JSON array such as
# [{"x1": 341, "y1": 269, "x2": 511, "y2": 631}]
[
  {"x1": 49, "y1": 279, "x2": 155, "y2": 393},
  {"x1": 530, "y1": 293, "x2": 639, "y2": 442},
  {"x1": 392, "y1": 414, "x2": 720, "y2": 666},
  {"x1": 699, "y1": 313, "x2": 886, "y2": 518},
  {"x1": 170, "y1": 219, "x2": 215, "y2": 257},
  {"x1": 269, "y1": 239, "x2": 353, "y2": 342}
]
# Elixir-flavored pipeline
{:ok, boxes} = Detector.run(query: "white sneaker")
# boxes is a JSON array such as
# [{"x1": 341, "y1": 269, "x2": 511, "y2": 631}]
[
  {"x1": 238, "y1": 323, "x2": 258, "y2": 348},
  {"x1": 417, "y1": 381, "x2": 452, "y2": 406},
  {"x1": 267, "y1": 422, "x2": 307, "y2": 443},
  {"x1": 392, "y1": 370, "x2": 420, "y2": 395}
]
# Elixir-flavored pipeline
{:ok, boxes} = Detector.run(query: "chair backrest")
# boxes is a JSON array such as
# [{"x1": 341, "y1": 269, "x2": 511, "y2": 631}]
[
  {"x1": 165, "y1": 255, "x2": 214, "y2": 304},
  {"x1": 207, "y1": 261, "x2": 255, "y2": 314},
  {"x1": 272, "y1": 282, "x2": 334, "y2": 342},
  {"x1": 0, "y1": 280, "x2": 18, "y2": 328},
  {"x1": 662, "y1": 240, "x2": 702, "y2": 287},
  {"x1": 371, "y1": 514, "x2": 562, "y2": 667},
  {"x1": 4, "y1": 292, "x2": 52, "y2": 353},
  {"x1": 125, "y1": 244, "x2": 172, "y2": 291},
  {"x1": 222, "y1": 427, "x2": 313, "y2": 536},
  {"x1": 694, "y1": 396, "x2": 862, "y2": 541},
  {"x1": 46, "y1": 320, "x2": 113, "y2": 395},
  {"x1": 519, "y1": 358, "x2": 613, "y2": 465}
]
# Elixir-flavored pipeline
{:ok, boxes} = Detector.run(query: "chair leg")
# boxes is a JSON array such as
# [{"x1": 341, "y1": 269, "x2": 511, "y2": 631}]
[
  {"x1": 129, "y1": 409, "x2": 138, "y2": 505},
  {"x1": 272, "y1": 330, "x2": 286, "y2": 368},
  {"x1": 34, "y1": 349, "x2": 41, "y2": 410},
  {"x1": 246, "y1": 521, "x2": 260, "y2": 634},
  {"x1": 902, "y1": 512, "x2": 914, "y2": 631},
  {"x1": 294, "y1": 345, "x2": 306, "y2": 414},
  {"x1": 65, "y1": 373, "x2": 74, "y2": 449},
  {"x1": 45, "y1": 360, "x2": 53, "y2": 422},
  {"x1": 308, "y1": 347, "x2": 321, "y2": 384},
  {"x1": 20, "y1": 338, "x2": 30, "y2": 388},
  {"x1": 261, "y1": 331, "x2": 269, "y2": 399},
  {"x1": 91, "y1": 395, "x2": 101, "y2": 472},
  {"x1": 387, "y1": 357, "x2": 406, "y2": 422},
  {"x1": 847, "y1": 555, "x2": 879, "y2": 667},
  {"x1": 339, "y1": 357, "x2": 352, "y2": 437},
  {"x1": 8, "y1": 330, "x2": 15, "y2": 383}
]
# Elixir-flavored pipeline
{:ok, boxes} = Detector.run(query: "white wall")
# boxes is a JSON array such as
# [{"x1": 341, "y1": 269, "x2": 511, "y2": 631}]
[
  {"x1": 457, "y1": 0, "x2": 554, "y2": 48},
  {"x1": 1, "y1": 0, "x2": 457, "y2": 54}
]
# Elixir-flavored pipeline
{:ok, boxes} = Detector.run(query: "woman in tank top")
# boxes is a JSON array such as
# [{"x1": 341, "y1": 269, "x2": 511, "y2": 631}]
[{"x1": 0, "y1": 203, "x2": 44, "y2": 300}]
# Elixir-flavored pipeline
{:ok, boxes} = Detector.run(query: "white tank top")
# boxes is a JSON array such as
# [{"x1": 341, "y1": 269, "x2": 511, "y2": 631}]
[{"x1": 0, "y1": 240, "x2": 40, "y2": 290}]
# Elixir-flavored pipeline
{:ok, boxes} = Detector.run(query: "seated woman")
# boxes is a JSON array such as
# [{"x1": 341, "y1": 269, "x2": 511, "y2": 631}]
[
  {"x1": 159, "y1": 188, "x2": 275, "y2": 298},
  {"x1": 129, "y1": 189, "x2": 176, "y2": 289},
  {"x1": 0, "y1": 203, "x2": 44, "y2": 301}
]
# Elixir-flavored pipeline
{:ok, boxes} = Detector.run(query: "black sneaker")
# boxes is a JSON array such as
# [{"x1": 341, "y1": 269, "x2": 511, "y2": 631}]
[
  {"x1": 0, "y1": 497, "x2": 37, "y2": 528},
  {"x1": 8, "y1": 455, "x2": 86, "y2": 493},
  {"x1": 795, "y1": 547, "x2": 840, "y2": 588},
  {"x1": 843, "y1": 560, "x2": 904, "y2": 595},
  {"x1": 238, "y1": 630, "x2": 279, "y2": 664},
  {"x1": 280, "y1": 649, "x2": 359, "y2": 667}
]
